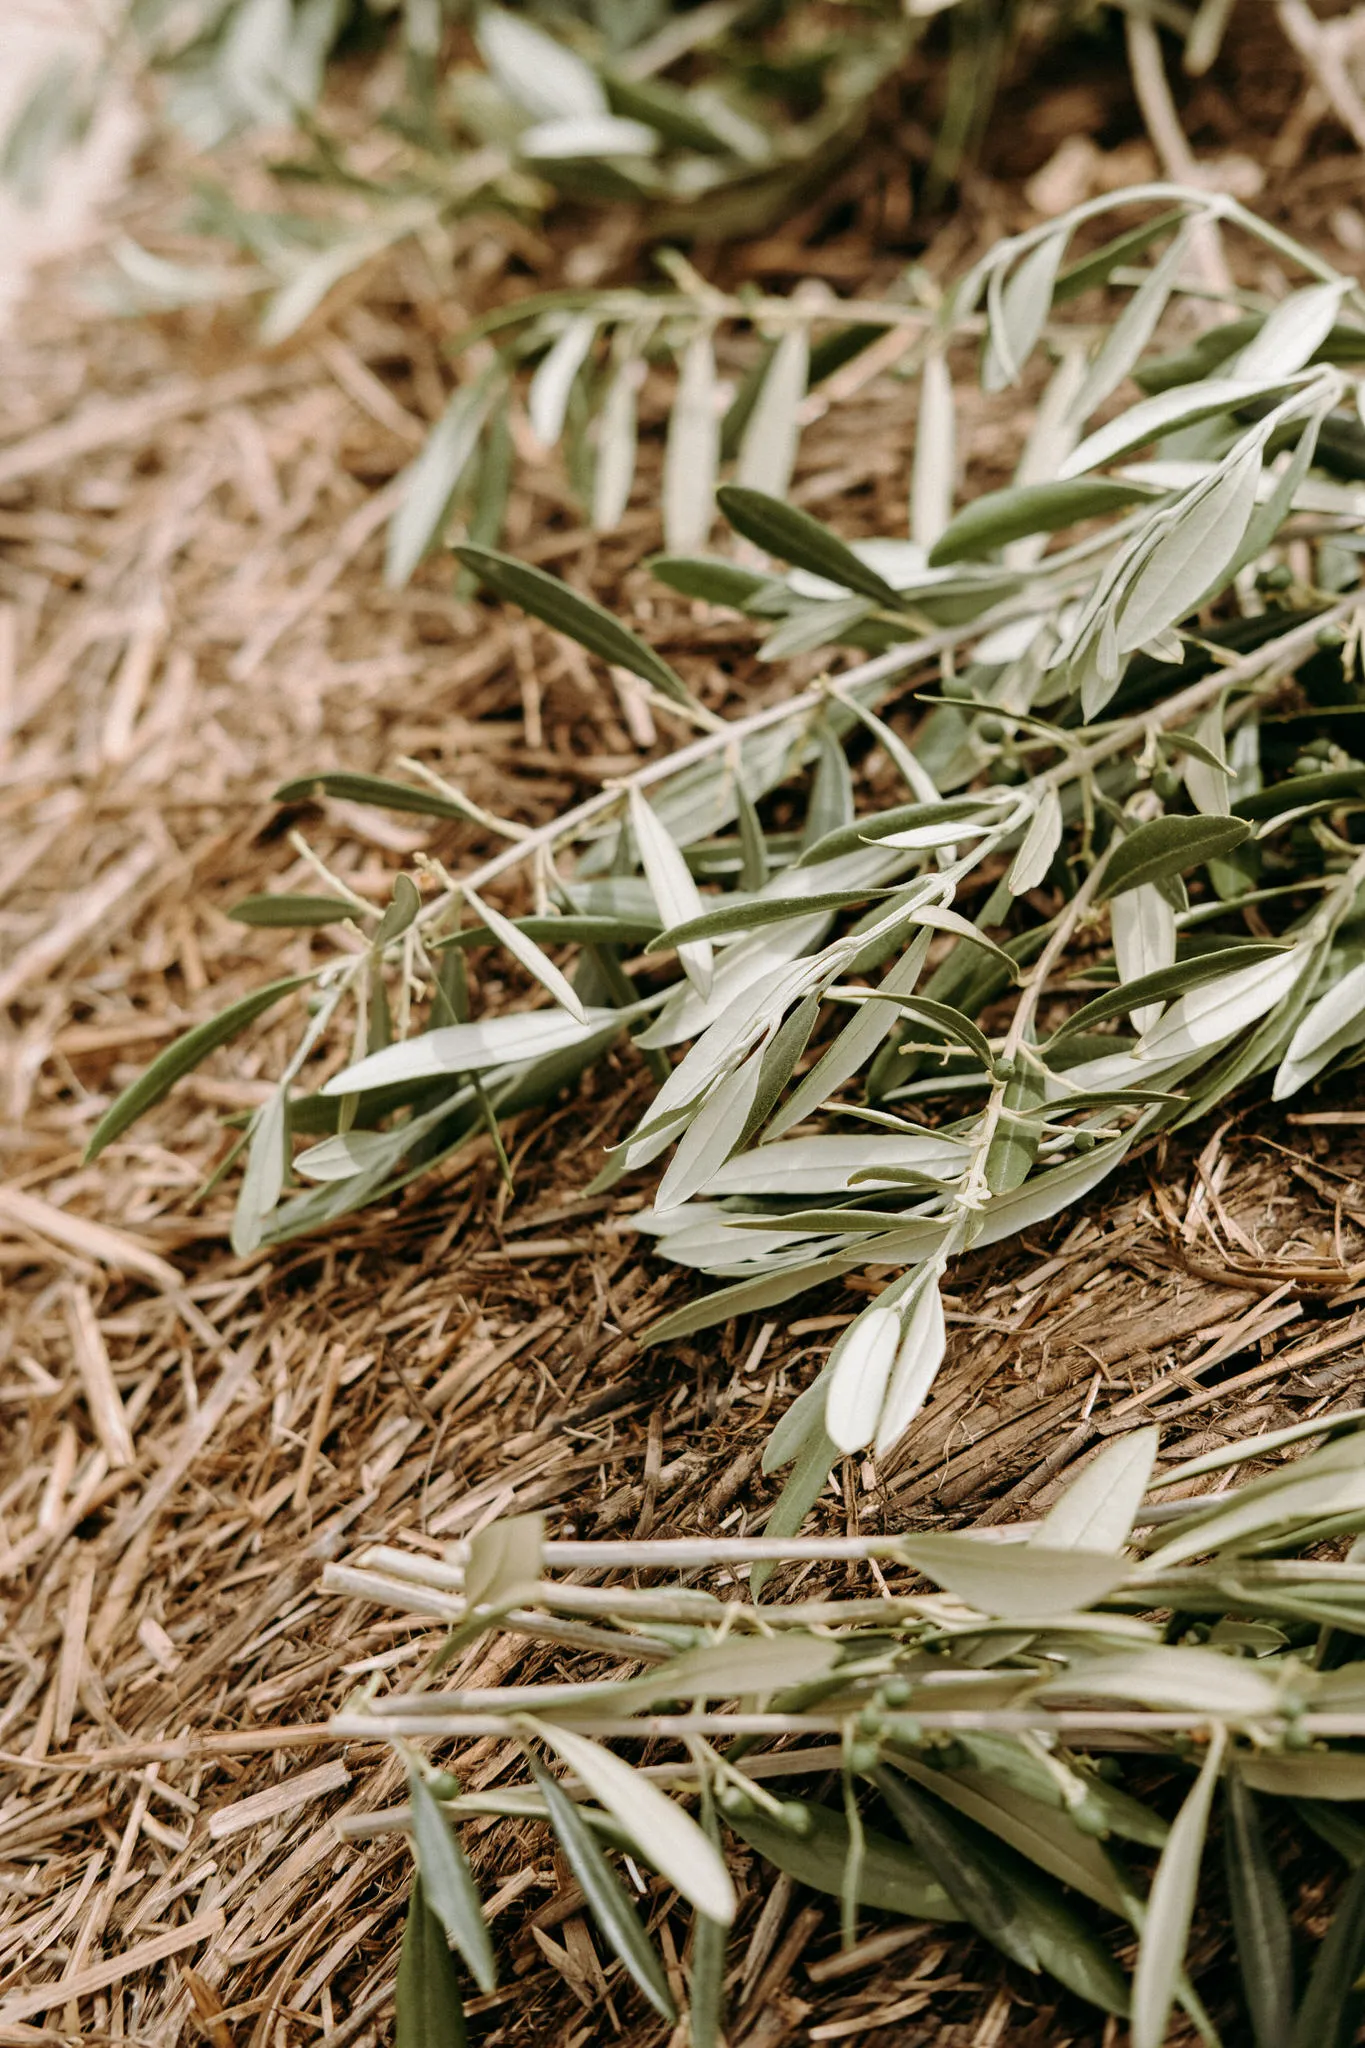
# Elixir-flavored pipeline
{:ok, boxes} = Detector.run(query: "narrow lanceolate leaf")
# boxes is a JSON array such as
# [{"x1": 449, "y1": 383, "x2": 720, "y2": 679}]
[
  {"x1": 1008, "y1": 786, "x2": 1062, "y2": 895},
  {"x1": 592, "y1": 355, "x2": 641, "y2": 532},
  {"x1": 1135, "y1": 945, "x2": 1305, "y2": 1063},
  {"x1": 630, "y1": 786, "x2": 712, "y2": 1000},
  {"x1": 1182, "y1": 699, "x2": 1231, "y2": 817},
  {"x1": 86, "y1": 975, "x2": 308, "y2": 1159},
  {"x1": 1036, "y1": 1428, "x2": 1158, "y2": 1551},
  {"x1": 1236, "y1": 280, "x2": 1348, "y2": 381},
  {"x1": 229, "y1": 894, "x2": 355, "y2": 927},
  {"x1": 1223, "y1": 1774, "x2": 1293, "y2": 2048},
  {"x1": 454, "y1": 546, "x2": 695, "y2": 710},
  {"x1": 407, "y1": 1772, "x2": 497, "y2": 1994},
  {"x1": 1132, "y1": 1730, "x2": 1225, "y2": 2048},
  {"x1": 463, "y1": 888, "x2": 586, "y2": 1024},
  {"x1": 231, "y1": 1086, "x2": 288, "y2": 1258},
  {"x1": 1055, "y1": 942, "x2": 1288, "y2": 1039},
  {"x1": 984, "y1": 230, "x2": 1067, "y2": 392},
  {"x1": 529, "y1": 1722, "x2": 736, "y2": 1924},
  {"x1": 395, "y1": 1877, "x2": 467, "y2": 2048},
  {"x1": 273, "y1": 770, "x2": 476, "y2": 821},
  {"x1": 871, "y1": 1769, "x2": 1038, "y2": 1971},
  {"x1": 1059, "y1": 374, "x2": 1304, "y2": 477},
  {"x1": 911, "y1": 351, "x2": 955, "y2": 550},
  {"x1": 527, "y1": 1758, "x2": 676, "y2": 2022},
  {"x1": 984, "y1": 1066, "x2": 1046, "y2": 1196},
  {"x1": 1292, "y1": 1857, "x2": 1365, "y2": 2048},
  {"x1": 1110, "y1": 884, "x2": 1176, "y2": 1034},
  {"x1": 875, "y1": 1268, "x2": 947, "y2": 1456},
  {"x1": 1115, "y1": 439, "x2": 1263, "y2": 656},
  {"x1": 663, "y1": 331, "x2": 720, "y2": 553},
  {"x1": 1274, "y1": 958, "x2": 1365, "y2": 1100},
  {"x1": 386, "y1": 385, "x2": 490, "y2": 589},
  {"x1": 928, "y1": 477, "x2": 1153, "y2": 565},
  {"x1": 1098, "y1": 814, "x2": 1251, "y2": 900},
  {"x1": 1076, "y1": 224, "x2": 1192, "y2": 419},
  {"x1": 825, "y1": 1303, "x2": 902, "y2": 1455},
  {"x1": 324, "y1": 1008, "x2": 620, "y2": 1094},
  {"x1": 528, "y1": 316, "x2": 598, "y2": 449},
  {"x1": 689, "y1": 1788, "x2": 726, "y2": 2048},
  {"x1": 737, "y1": 326, "x2": 809, "y2": 500},
  {"x1": 717, "y1": 486, "x2": 903, "y2": 606},
  {"x1": 656, "y1": 1053, "x2": 762, "y2": 1210}
]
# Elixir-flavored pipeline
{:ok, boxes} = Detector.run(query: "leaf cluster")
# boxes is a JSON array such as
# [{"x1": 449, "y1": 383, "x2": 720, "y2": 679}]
[{"x1": 337, "y1": 1414, "x2": 1365, "y2": 2044}]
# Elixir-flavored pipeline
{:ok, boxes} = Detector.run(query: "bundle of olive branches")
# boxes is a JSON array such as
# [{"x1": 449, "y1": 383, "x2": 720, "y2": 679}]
[
  {"x1": 91, "y1": 184, "x2": 1365, "y2": 1536},
  {"x1": 328, "y1": 1412, "x2": 1365, "y2": 2046}
]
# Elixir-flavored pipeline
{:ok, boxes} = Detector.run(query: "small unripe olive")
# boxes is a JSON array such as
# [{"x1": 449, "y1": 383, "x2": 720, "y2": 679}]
[
  {"x1": 426, "y1": 1770, "x2": 462, "y2": 1799},
  {"x1": 718, "y1": 1785, "x2": 755, "y2": 1818},
  {"x1": 1257, "y1": 563, "x2": 1294, "y2": 592},
  {"x1": 847, "y1": 1740, "x2": 882, "y2": 1775},
  {"x1": 881, "y1": 1677, "x2": 912, "y2": 1709},
  {"x1": 1316, "y1": 622, "x2": 1348, "y2": 650},
  {"x1": 1073, "y1": 1128, "x2": 1097, "y2": 1153},
  {"x1": 1152, "y1": 766, "x2": 1182, "y2": 802},
  {"x1": 779, "y1": 1802, "x2": 815, "y2": 1836},
  {"x1": 978, "y1": 715, "x2": 1006, "y2": 743}
]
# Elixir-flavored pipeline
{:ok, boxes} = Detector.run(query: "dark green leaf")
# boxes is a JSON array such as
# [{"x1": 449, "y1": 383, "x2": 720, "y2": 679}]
[
  {"x1": 1054, "y1": 211, "x2": 1191, "y2": 300},
  {"x1": 1054, "y1": 942, "x2": 1289, "y2": 1037},
  {"x1": 1224, "y1": 1773, "x2": 1294, "y2": 2048},
  {"x1": 871, "y1": 1768, "x2": 1037, "y2": 1970},
  {"x1": 455, "y1": 545, "x2": 697, "y2": 709},
  {"x1": 528, "y1": 1758, "x2": 676, "y2": 2022},
  {"x1": 395, "y1": 1876, "x2": 467, "y2": 2048},
  {"x1": 228, "y1": 894, "x2": 355, "y2": 927},
  {"x1": 985, "y1": 1065, "x2": 1045, "y2": 1194},
  {"x1": 273, "y1": 770, "x2": 472, "y2": 821},
  {"x1": 1099, "y1": 815, "x2": 1252, "y2": 900},
  {"x1": 86, "y1": 976, "x2": 308, "y2": 1161},
  {"x1": 929, "y1": 479, "x2": 1155, "y2": 565},
  {"x1": 648, "y1": 555, "x2": 772, "y2": 607},
  {"x1": 1235, "y1": 767, "x2": 1365, "y2": 820},
  {"x1": 799, "y1": 797, "x2": 992, "y2": 868},
  {"x1": 716, "y1": 485, "x2": 903, "y2": 606},
  {"x1": 689, "y1": 1785, "x2": 726, "y2": 2048},
  {"x1": 1293, "y1": 1858, "x2": 1365, "y2": 2048},
  {"x1": 726, "y1": 1798, "x2": 960, "y2": 1922},
  {"x1": 653, "y1": 885, "x2": 893, "y2": 951},
  {"x1": 408, "y1": 1772, "x2": 496, "y2": 1994}
]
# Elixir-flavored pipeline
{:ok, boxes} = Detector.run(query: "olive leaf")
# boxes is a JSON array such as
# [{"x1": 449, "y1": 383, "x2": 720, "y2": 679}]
[
  {"x1": 407, "y1": 1771, "x2": 497, "y2": 1994},
  {"x1": 1224, "y1": 1772, "x2": 1294, "y2": 2048},
  {"x1": 1098, "y1": 814, "x2": 1251, "y2": 900},
  {"x1": 528, "y1": 1721, "x2": 736, "y2": 1924},
  {"x1": 455, "y1": 545, "x2": 697, "y2": 710},
  {"x1": 395, "y1": 1877, "x2": 467, "y2": 2048},
  {"x1": 717, "y1": 486, "x2": 903, "y2": 606},
  {"x1": 1132, "y1": 1731, "x2": 1226, "y2": 2048},
  {"x1": 528, "y1": 1757, "x2": 676, "y2": 2021},
  {"x1": 86, "y1": 975, "x2": 309, "y2": 1159}
]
